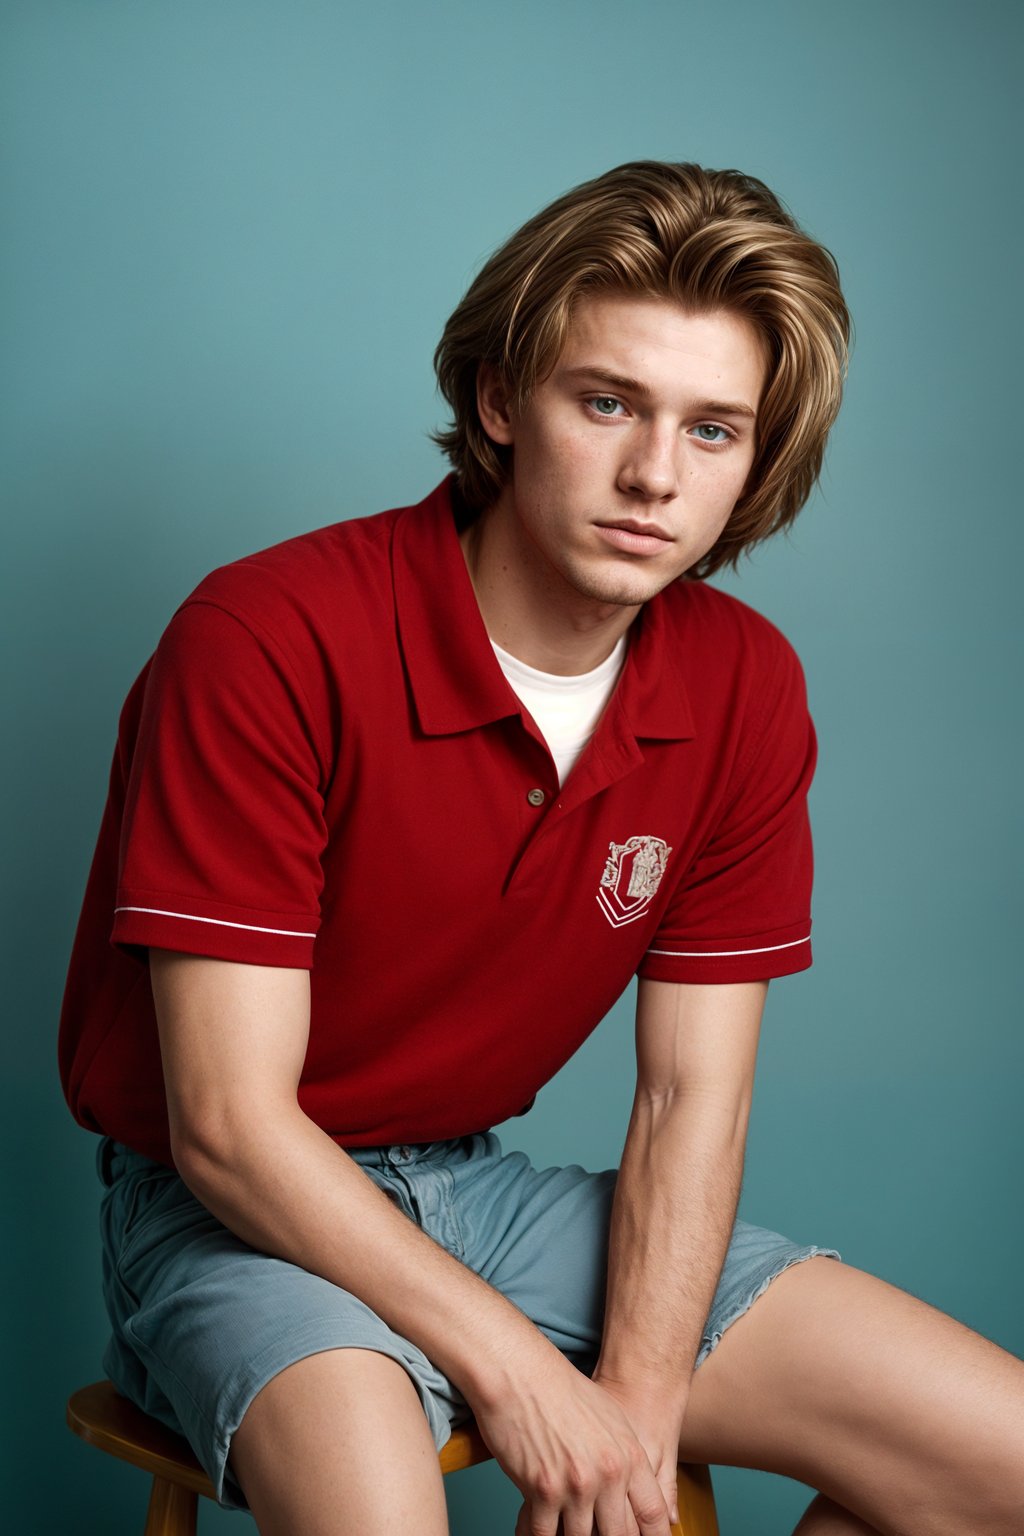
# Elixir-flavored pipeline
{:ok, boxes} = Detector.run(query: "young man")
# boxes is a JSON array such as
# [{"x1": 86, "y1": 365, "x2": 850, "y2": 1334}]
[{"x1": 60, "y1": 162, "x2": 1024, "y2": 1536}]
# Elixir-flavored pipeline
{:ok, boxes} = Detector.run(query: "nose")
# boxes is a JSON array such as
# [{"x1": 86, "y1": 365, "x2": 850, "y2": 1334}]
[{"x1": 616, "y1": 421, "x2": 680, "y2": 501}]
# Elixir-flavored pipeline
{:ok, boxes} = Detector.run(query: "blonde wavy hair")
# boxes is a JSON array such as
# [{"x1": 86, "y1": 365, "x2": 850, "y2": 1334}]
[{"x1": 433, "y1": 161, "x2": 850, "y2": 578}]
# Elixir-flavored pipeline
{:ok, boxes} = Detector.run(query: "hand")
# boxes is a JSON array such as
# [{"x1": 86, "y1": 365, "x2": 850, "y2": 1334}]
[
  {"x1": 472, "y1": 1351, "x2": 674, "y2": 1536},
  {"x1": 590, "y1": 1370, "x2": 689, "y2": 1532}
]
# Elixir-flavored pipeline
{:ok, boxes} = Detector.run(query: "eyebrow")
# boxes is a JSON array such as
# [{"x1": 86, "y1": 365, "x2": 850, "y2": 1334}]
[{"x1": 562, "y1": 366, "x2": 758, "y2": 420}]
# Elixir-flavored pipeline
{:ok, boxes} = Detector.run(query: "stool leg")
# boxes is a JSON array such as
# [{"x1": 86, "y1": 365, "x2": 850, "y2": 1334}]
[
  {"x1": 675, "y1": 1463, "x2": 719, "y2": 1536},
  {"x1": 143, "y1": 1475, "x2": 198, "y2": 1536}
]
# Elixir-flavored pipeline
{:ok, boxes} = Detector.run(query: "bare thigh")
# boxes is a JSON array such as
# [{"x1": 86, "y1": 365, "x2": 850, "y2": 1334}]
[
  {"x1": 678, "y1": 1257, "x2": 1024, "y2": 1536},
  {"x1": 230, "y1": 1347, "x2": 450, "y2": 1536}
]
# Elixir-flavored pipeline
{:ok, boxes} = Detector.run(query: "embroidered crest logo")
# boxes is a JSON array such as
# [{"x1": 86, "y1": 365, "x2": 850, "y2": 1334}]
[{"x1": 597, "y1": 835, "x2": 672, "y2": 928}]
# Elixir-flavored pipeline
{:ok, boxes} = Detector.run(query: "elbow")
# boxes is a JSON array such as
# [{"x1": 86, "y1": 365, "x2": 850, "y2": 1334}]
[
  {"x1": 167, "y1": 1097, "x2": 282, "y2": 1202},
  {"x1": 168, "y1": 1108, "x2": 237, "y2": 1199},
  {"x1": 633, "y1": 1080, "x2": 753, "y2": 1148}
]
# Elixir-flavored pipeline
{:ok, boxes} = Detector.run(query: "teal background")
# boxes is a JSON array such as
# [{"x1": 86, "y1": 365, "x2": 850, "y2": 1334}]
[{"x1": 3, "y1": 1, "x2": 1020, "y2": 1531}]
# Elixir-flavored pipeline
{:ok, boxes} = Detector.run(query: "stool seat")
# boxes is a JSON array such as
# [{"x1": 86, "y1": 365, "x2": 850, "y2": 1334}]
[{"x1": 67, "y1": 1379, "x2": 719, "y2": 1534}]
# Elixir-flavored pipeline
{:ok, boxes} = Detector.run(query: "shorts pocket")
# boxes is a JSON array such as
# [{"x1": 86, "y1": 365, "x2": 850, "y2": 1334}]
[{"x1": 118, "y1": 1174, "x2": 208, "y2": 1271}]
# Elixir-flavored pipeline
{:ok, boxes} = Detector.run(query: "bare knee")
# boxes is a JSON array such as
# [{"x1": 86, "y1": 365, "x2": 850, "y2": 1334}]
[
  {"x1": 235, "y1": 1345, "x2": 426, "y2": 1449},
  {"x1": 232, "y1": 1348, "x2": 447, "y2": 1536}
]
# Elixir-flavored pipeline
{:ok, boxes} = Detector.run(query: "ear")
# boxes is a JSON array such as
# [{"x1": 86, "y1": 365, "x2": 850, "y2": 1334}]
[{"x1": 476, "y1": 362, "x2": 515, "y2": 446}]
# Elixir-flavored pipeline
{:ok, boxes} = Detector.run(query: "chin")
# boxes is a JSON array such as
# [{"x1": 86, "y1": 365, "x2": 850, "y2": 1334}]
[{"x1": 567, "y1": 564, "x2": 687, "y2": 608}]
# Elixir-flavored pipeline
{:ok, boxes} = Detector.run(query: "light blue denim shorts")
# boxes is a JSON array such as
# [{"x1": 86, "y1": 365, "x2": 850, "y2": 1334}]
[{"x1": 97, "y1": 1133, "x2": 841, "y2": 1509}]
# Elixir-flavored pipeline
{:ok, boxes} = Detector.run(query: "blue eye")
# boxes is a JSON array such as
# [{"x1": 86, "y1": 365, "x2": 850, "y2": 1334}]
[
  {"x1": 590, "y1": 396, "x2": 622, "y2": 416},
  {"x1": 693, "y1": 424, "x2": 729, "y2": 443}
]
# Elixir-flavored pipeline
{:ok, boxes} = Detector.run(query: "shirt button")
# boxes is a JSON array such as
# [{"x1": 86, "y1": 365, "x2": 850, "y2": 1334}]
[
  {"x1": 526, "y1": 788, "x2": 546, "y2": 807},
  {"x1": 397, "y1": 1145, "x2": 411, "y2": 1161}
]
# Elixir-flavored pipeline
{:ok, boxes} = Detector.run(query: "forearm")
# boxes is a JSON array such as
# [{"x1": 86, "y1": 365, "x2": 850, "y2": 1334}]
[
  {"x1": 174, "y1": 1105, "x2": 553, "y2": 1411},
  {"x1": 595, "y1": 1089, "x2": 746, "y2": 1409},
  {"x1": 153, "y1": 952, "x2": 676, "y2": 1532},
  {"x1": 180, "y1": 1107, "x2": 676, "y2": 1528}
]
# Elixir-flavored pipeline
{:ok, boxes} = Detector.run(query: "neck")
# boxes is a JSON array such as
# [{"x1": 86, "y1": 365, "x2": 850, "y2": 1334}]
[{"x1": 458, "y1": 502, "x2": 640, "y2": 676}]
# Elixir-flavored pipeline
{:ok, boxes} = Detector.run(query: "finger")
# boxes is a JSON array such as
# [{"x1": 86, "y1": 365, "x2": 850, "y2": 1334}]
[
  {"x1": 514, "y1": 1498, "x2": 559, "y2": 1536},
  {"x1": 592, "y1": 1486, "x2": 633, "y2": 1536},
  {"x1": 563, "y1": 1502, "x2": 600, "y2": 1536},
  {"x1": 509, "y1": 1499, "x2": 552, "y2": 1536},
  {"x1": 659, "y1": 1473, "x2": 680, "y2": 1529},
  {"x1": 628, "y1": 1467, "x2": 673, "y2": 1536}
]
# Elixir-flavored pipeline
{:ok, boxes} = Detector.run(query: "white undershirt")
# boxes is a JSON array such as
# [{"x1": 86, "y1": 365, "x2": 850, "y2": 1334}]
[{"x1": 491, "y1": 635, "x2": 628, "y2": 786}]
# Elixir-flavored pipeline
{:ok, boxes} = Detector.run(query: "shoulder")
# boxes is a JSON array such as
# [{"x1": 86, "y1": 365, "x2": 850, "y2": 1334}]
[
  {"x1": 649, "y1": 582, "x2": 815, "y2": 816},
  {"x1": 183, "y1": 503, "x2": 402, "y2": 644},
  {"x1": 659, "y1": 577, "x2": 806, "y2": 687},
  {"x1": 140, "y1": 504, "x2": 406, "y2": 763},
  {"x1": 649, "y1": 579, "x2": 811, "y2": 785}
]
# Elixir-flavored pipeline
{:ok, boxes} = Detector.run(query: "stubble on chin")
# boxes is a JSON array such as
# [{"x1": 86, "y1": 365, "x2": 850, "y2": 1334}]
[{"x1": 560, "y1": 556, "x2": 691, "y2": 610}]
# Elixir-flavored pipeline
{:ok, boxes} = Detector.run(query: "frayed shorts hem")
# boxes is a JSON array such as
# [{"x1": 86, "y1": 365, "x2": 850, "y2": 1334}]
[{"x1": 97, "y1": 1133, "x2": 841, "y2": 1510}]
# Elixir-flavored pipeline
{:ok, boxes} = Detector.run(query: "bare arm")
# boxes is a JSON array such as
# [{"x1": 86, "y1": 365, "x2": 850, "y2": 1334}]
[
  {"x1": 152, "y1": 950, "x2": 531, "y2": 1394},
  {"x1": 151, "y1": 950, "x2": 674, "y2": 1536},
  {"x1": 592, "y1": 977, "x2": 767, "y2": 1520}
]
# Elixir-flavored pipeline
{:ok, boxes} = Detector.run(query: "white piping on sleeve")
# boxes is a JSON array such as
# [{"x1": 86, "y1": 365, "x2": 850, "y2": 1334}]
[
  {"x1": 646, "y1": 934, "x2": 810, "y2": 958},
  {"x1": 114, "y1": 906, "x2": 317, "y2": 939}
]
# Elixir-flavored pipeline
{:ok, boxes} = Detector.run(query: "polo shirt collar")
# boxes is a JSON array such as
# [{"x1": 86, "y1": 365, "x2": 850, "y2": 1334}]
[
  {"x1": 393, "y1": 478, "x2": 695, "y2": 742},
  {"x1": 618, "y1": 589, "x2": 696, "y2": 741}
]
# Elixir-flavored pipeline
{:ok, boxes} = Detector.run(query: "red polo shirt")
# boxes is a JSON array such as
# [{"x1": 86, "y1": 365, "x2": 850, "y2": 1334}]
[{"x1": 59, "y1": 479, "x2": 816, "y2": 1165}]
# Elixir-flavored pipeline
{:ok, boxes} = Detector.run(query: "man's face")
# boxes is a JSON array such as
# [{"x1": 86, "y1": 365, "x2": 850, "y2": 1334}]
[{"x1": 478, "y1": 293, "x2": 767, "y2": 612}]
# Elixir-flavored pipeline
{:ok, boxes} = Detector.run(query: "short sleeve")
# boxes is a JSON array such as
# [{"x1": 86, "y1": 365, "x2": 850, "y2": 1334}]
[
  {"x1": 111, "y1": 599, "x2": 328, "y2": 967},
  {"x1": 639, "y1": 632, "x2": 816, "y2": 985}
]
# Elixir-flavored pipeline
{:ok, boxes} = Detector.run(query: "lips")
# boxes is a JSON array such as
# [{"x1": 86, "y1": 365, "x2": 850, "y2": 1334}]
[
  {"x1": 599, "y1": 519, "x2": 673, "y2": 540},
  {"x1": 595, "y1": 521, "x2": 674, "y2": 555}
]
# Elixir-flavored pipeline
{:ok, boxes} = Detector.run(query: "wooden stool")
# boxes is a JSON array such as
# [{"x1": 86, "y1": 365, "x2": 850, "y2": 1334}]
[{"x1": 68, "y1": 1379, "x2": 719, "y2": 1535}]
